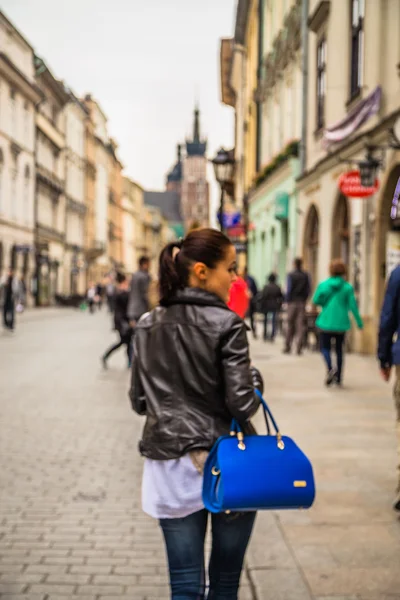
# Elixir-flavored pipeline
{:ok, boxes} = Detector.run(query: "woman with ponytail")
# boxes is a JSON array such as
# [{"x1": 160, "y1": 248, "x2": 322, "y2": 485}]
[{"x1": 129, "y1": 228, "x2": 263, "y2": 600}]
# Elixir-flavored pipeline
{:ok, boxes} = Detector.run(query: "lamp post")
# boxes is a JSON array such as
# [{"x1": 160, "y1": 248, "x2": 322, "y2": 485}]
[{"x1": 211, "y1": 148, "x2": 235, "y2": 234}]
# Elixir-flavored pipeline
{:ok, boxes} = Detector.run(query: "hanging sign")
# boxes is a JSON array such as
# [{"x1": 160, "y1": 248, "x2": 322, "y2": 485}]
[{"x1": 338, "y1": 170, "x2": 379, "y2": 198}]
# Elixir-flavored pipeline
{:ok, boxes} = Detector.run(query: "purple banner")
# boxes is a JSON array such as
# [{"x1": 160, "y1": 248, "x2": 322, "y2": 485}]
[{"x1": 324, "y1": 86, "x2": 382, "y2": 146}]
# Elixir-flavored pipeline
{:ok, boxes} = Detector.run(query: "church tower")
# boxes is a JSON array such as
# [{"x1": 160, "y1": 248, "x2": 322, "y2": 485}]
[{"x1": 181, "y1": 106, "x2": 210, "y2": 231}]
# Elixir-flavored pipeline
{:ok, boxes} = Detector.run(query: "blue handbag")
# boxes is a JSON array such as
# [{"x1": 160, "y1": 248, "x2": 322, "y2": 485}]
[{"x1": 202, "y1": 390, "x2": 315, "y2": 513}]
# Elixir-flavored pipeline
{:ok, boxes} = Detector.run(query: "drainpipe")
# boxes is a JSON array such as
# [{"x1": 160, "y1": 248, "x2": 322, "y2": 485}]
[
  {"x1": 255, "y1": 0, "x2": 264, "y2": 173},
  {"x1": 300, "y1": 0, "x2": 309, "y2": 175}
]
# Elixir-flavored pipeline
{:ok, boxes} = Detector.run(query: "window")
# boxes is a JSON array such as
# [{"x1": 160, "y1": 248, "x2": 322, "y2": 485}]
[
  {"x1": 11, "y1": 168, "x2": 17, "y2": 220},
  {"x1": 24, "y1": 101, "x2": 30, "y2": 142},
  {"x1": 24, "y1": 165, "x2": 30, "y2": 223},
  {"x1": 316, "y1": 37, "x2": 326, "y2": 130},
  {"x1": 350, "y1": 0, "x2": 364, "y2": 99},
  {"x1": 10, "y1": 88, "x2": 16, "y2": 137}
]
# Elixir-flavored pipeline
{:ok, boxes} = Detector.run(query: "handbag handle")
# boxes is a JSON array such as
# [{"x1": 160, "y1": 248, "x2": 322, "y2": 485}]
[{"x1": 230, "y1": 389, "x2": 285, "y2": 451}]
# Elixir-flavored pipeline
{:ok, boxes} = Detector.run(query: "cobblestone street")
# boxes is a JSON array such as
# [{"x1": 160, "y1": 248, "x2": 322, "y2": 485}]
[{"x1": 0, "y1": 308, "x2": 400, "y2": 600}]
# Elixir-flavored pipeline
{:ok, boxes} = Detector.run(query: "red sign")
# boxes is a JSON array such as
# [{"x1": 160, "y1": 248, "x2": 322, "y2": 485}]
[
  {"x1": 227, "y1": 224, "x2": 245, "y2": 237},
  {"x1": 338, "y1": 170, "x2": 379, "y2": 198}
]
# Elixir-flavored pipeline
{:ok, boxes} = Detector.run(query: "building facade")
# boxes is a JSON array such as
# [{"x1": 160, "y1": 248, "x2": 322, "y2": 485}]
[
  {"x1": 64, "y1": 92, "x2": 88, "y2": 295},
  {"x1": 297, "y1": 0, "x2": 400, "y2": 353},
  {"x1": 122, "y1": 176, "x2": 143, "y2": 275},
  {"x1": 34, "y1": 57, "x2": 69, "y2": 306},
  {"x1": 247, "y1": 0, "x2": 302, "y2": 287},
  {"x1": 0, "y1": 12, "x2": 41, "y2": 304},
  {"x1": 181, "y1": 107, "x2": 210, "y2": 230},
  {"x1": 108, "y1": 139, "x2": 124, "y2": 271},
  {"x1": 83, "y1": 95, "x2": 110, "y2": 283},
  {"x1": 141, "y1": 204, "x2": 169, "y2": 277}
]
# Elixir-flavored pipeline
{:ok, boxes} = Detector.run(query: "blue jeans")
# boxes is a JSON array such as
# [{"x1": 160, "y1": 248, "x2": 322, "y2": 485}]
[
  {"x1": 320, "y1": 332, "x2": 345, "y2": 382},
  {"x1": 263, "y1": 311, "x2": 277, "y2": 340},
  {"x1": 160, "y1": 509, "x2": 256, "y2": 600}
]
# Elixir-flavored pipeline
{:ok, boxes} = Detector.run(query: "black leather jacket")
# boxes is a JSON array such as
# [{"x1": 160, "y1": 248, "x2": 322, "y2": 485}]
[{"x1": 129, "y1": 288, "x2": 264, "y2": 460}]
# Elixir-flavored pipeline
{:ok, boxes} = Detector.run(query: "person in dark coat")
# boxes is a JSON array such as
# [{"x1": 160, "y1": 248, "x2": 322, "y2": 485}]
[
  {"x1": 260, "y1": 273, "x2": 283, "y2": 341},
  {"x1": 378, "y1": 263, "x2": 400, "y2": 512},
  {"x1": 102, "y1": 273, "x2": 133, "y2": 369},
  {"x1": 284, "y1": 257, "x2": 311, "y2": 355},
  {"x1": 244, "y1": 267, "x2": 258, "y2": 338},
  {"x1": 0, "y1": 268, "x2": 21, "y2": 331},
  {"x1": 128, "y1": 256, "x2": 151, "y2": 326}
]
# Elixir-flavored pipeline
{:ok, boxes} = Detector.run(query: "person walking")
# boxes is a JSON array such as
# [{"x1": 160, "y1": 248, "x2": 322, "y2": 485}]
[
  {"x1": 244, "y1": 267, "x2": 258, "y2": 338},
  {"x1": 128, "y1": 256, "x2": 151, "y2": 327},
  {"x1": 86, "y1": 283, "x2": 97, "y2": 314},
  {"x1": 313, "y1": 259, "x2": 363, "y2": 387},
  {"x1": 377, "y1": 263, "x2": 400, "y2": 512},
  {"x1": 283, "y1": 257, "x2": 311, "y2": 355},
  {"x1": 260, "y1": 273, "x2": 283, "y2": 342},
  {"x1": 102, "y1": 273, "x2": 133, "y2": 369},
  {"x1": 106, "y1": 278, "x2": 116, "y2": 313},
  {"x1": 95, "y1": 282, "x2": 104, "y2": 310},
  {"x1": 0, "y1": 268, "x2": 21, "y2": 331},
  {"x1": 129, "y1": 228, "x2": 263, "y2": 599}
]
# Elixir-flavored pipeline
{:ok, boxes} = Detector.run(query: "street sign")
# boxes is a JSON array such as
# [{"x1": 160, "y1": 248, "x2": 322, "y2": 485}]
[{"x1": 338, "y1": 170, "x2": 379, "y2": 198}]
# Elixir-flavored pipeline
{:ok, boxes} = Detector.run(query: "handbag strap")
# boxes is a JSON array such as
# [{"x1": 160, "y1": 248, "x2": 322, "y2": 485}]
[
  {"x1": 255, "y1": 389, "x2": 280, "y2": 433},
  {"x1": 230, "y1": 388, "x2": 285, "y2": 450}
]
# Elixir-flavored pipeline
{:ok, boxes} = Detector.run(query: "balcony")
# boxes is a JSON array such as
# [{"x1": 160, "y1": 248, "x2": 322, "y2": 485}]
[
  {"x1": 36, "y1": 164, "x2": 64, "y2": 195},
  {"x1": 85, "y1": 240, "x2": 106, "y2": 259}
]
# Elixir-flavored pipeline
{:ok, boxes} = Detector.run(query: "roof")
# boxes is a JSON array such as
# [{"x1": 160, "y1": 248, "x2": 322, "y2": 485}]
[
  {"x1": 0, "y1": 10, "x2": 34, "y2": 52},
  {"x1": 34, "y1": 56, "x2": 69, "y2": 106},
  {"x1": 167, "y1": 144, "x2": 183, "y2": 183},
  {"x1": 144, "y1": 191, "x2": 183, "y2": 224},
  {"x1": 167, "y1": 161, "x2": 182, "y2": 183}
]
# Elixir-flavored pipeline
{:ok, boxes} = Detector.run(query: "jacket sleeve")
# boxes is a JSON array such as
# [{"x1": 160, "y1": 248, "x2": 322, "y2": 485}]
[
  {"x1": 129, "y1": 335, "x2": 147, "y2": 415},
  {"x1": 378, "y1": 271, "x2": 399, "y2": 367},
  {"x1": 349, "y1": 288, "x2": 363, "y2": 329},
  {"x1": 220, "y1": 314, "x2": 262, "y2": 423}
]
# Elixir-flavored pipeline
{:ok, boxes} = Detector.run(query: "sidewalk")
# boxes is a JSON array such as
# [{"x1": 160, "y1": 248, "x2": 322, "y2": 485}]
[
  {"x1": 0, "y1": 309, "x2": 399, "y2": 599},
  {"x1": 246, "y1": 336, "x2": 400, "y2": 599}
]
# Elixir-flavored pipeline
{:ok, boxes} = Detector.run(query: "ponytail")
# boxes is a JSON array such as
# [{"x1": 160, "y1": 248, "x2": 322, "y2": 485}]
[
  {"x1": 159, "y1": 228, "x2": 232, "y2": 306},
  {"x1": 159, "y1": 241, "x2": 183, "y2": 306}
]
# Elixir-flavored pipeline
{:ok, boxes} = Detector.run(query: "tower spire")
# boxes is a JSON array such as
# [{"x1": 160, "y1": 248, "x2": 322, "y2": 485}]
[{"x1": 193, "y1": 105, "x2": 200, "y2": 143}]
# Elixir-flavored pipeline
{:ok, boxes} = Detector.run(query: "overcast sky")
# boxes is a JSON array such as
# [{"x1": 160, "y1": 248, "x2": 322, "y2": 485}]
[{"x1": 2, "y1": 0, "x2": 236, "y2": 218}]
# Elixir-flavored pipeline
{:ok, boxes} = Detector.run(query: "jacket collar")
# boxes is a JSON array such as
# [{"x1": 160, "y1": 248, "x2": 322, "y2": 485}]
[{"x1": 164, "y1": 287, "x2": 231, "y2": 311}]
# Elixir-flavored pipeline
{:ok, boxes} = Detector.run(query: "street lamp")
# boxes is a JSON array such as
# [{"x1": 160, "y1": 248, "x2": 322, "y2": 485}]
[
  {"x1": 358, "y1": 148, "x2": 381, "y2": 187},
  {"x1": 211, "y1": 148, "x2": 235, "y2": 233}
]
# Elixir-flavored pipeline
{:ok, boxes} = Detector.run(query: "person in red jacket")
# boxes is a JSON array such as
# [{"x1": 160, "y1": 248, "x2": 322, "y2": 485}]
[{"x1": 228, "y1": 272, "x2": 250, "y2": 319}]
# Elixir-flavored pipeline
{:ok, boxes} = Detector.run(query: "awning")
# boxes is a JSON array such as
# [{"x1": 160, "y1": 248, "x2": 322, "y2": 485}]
[{"x1": 274, "y1": 192, "x2": 289, "y2": 220}]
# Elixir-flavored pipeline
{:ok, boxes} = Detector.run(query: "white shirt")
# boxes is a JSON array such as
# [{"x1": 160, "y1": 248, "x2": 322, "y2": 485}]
[{"x1": 142, "y1": 455, "x2": 204, "y2": 519}]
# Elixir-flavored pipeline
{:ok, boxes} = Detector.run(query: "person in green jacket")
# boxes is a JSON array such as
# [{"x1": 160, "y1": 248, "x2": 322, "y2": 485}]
[{"x1": 313, "y1": 259, "x2": 363, "y2": 386}]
